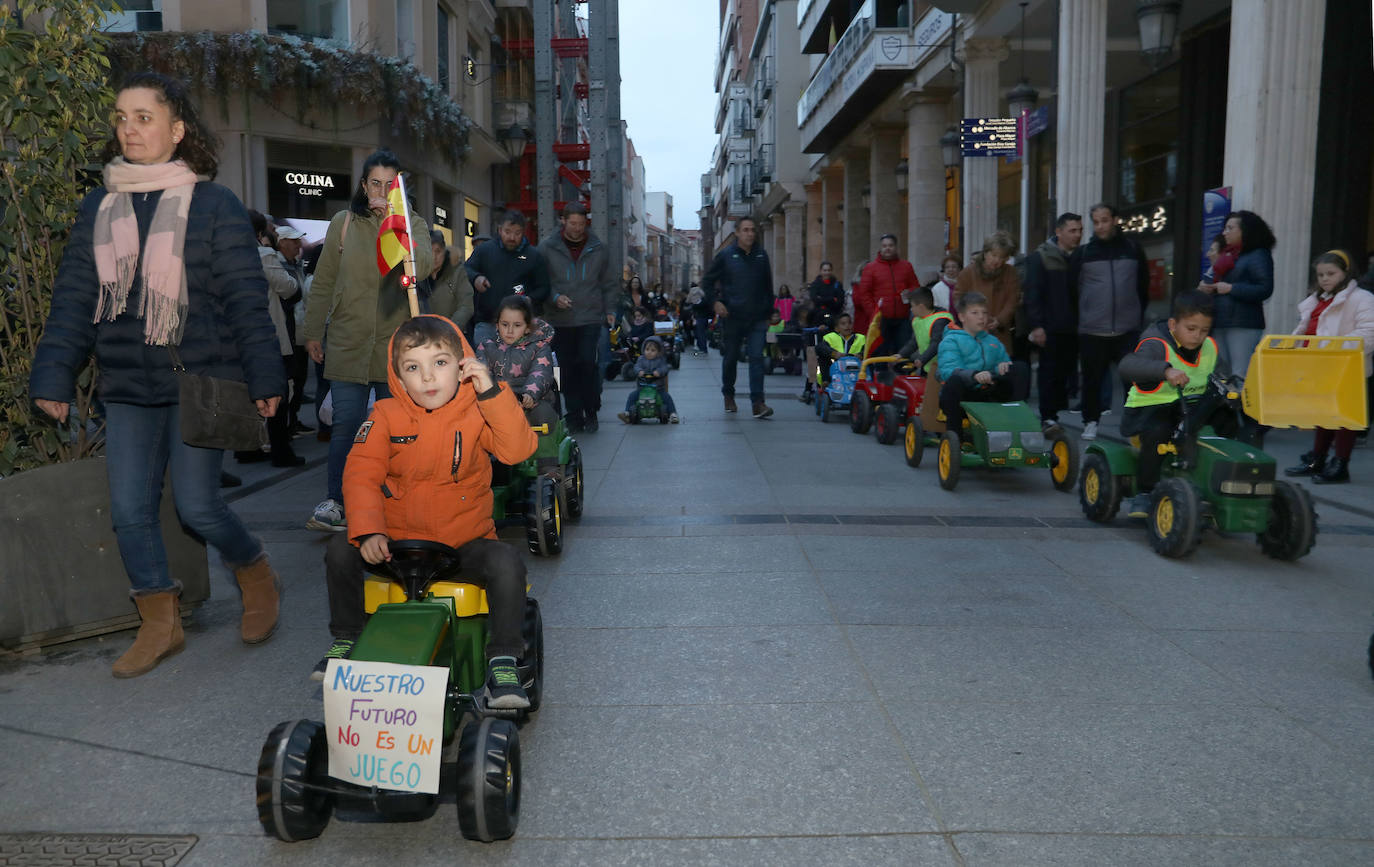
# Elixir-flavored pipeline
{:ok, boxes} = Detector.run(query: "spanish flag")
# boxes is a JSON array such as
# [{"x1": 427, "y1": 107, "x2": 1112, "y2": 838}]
[{"x1": 376, "y1": 175, "x2": 412, "y2": 276}]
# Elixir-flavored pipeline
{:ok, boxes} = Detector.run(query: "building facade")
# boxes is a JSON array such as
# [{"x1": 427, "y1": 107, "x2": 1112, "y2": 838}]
[
  {"x1": 107, "y1": 0, "x2": 521, "y2": 262},
  {"x1": 710, "y1": 0, "x2": 1374, "y2": 325}
]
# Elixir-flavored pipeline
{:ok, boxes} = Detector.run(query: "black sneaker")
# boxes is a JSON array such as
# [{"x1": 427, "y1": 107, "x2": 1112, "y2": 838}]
[
  {"x1": 486, "y1": 656, "x2": 530, "y2": 709},
  {"x1": 1127, "y1": 493, "x2": 1151, "y2": 519},
  {"x1": 310, "y1": 638, "x2": 355, "y2": 682},
  {"x1": 583, "y1": 413, "x2": 599, "y2": 433}
]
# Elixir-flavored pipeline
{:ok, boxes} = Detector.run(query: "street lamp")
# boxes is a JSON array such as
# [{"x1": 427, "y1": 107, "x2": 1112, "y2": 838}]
[
  {"x1": 861, "y1": 184, "x2": 872, "y2": 210},
  {"x1": 895, "y1": 159, "x2": 909, "y2": 193},
  {"x1": 1136, "y1": 0, "x2": 1181, "y2": 68},
  {"x1": 1005, "y1": 80, "x2": 1038, "y2": 120},
  {"x1": 940, "y1": 128, "x2": 960, "y2": 169},
  {"x1": 499, "y1": 124, "x2": 528, "y2": 161}
]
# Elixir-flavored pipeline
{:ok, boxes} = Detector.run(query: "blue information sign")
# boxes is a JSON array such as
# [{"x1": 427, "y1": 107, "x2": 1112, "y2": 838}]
[
  {"x1": 1201, "y1": 186, "x2": 1231, "y2": 278},
  {"x1": 960, "y1": 117, "x2": 1019, "y2": 158}
]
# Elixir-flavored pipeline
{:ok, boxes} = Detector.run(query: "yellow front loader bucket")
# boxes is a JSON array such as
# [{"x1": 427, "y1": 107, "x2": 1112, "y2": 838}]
[{"x1": 1242, "y1": 335, "x2": 1367, "y2": 429}]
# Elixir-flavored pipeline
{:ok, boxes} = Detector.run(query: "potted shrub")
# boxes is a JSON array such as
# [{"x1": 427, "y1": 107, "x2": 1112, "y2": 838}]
[{"x1": 0, "y1": 0, "x2": 208, "y2": 653}]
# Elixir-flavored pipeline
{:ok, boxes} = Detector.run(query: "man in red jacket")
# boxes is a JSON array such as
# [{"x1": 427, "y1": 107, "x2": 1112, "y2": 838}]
[{"x1": 856, "y1": 234, "x2": 919, "y2": 354}]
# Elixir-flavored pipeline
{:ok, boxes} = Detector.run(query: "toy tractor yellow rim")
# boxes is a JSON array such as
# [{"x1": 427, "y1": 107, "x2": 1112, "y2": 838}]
[
  {"x1": 905, "y1": 422, "x2": 918, "y2": 459},
  {"x1": 938, "y1": 436, "x2": 952, "y2": 479},
  {"x1": 1051, "y1": 440, "x2": 1071, "y2": 485},
  {"x1": 553, "y1": 490, "x2": 562, "y2": 537},
  {"x1": 1083, "y1": 466, "x2": 1100, "y2": 503},
  {"x1": 1155, "y1": 495, "x2": 1175, "y2": 536}
]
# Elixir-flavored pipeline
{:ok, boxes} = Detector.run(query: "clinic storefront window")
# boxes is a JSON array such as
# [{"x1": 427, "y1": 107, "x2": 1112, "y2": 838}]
[
  {"x1": 268, "y1": 168, "x2": 351, "y2": 221},
  {"x1": 1114, "y1": 62, "x2": 1180, "y2": 312}
]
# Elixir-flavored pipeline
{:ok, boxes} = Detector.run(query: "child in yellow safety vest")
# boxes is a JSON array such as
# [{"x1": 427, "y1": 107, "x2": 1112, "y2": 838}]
[
  {"x1": 897, "y1": 285, "x2": 954, "y2": 375},
  {"x1": 1118, "y1": 290, "x2": 1238, "y2": 518},
  {"x1": 816, "y1": 313, "x2": 866, "y2": 386}
]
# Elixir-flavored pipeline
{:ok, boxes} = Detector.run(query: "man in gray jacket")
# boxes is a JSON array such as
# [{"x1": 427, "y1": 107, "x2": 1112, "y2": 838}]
[
  {"x1": 539, "y1": 202, "x2": 620, "y2": 432},
  {"x1": 1067, "y1": 203, "x2": 1150, "y2": 440}
]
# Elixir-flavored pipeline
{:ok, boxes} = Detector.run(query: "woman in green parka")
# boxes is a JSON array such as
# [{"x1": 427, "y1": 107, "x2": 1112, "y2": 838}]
[{"x1": 301, "y1": 149, "x2": 431, "y2": 532}]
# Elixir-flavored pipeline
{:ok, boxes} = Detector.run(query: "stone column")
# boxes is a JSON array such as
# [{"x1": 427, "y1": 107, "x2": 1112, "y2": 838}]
[
  {"x1": 843, "y1": 152, "x2": 870, "y2": 285},
  {"x1": 783, "y1": 199, "x2": 807, "y2": 292},
  {"x1": 905, "y1": 90, "x2": 951, "y2": 281},
  {"x1": 1224, "y1": 0, "x2": 1327, "y2": 323},
  {"x1": 1054, "y1": 0, "x2": 1107, "y2": 218},
  {"x1": 768, "y1": 214, "x2": 785, "y2": 291},
  {"x1": 822, "y1": 168, "x2": 844, "y2": 274},
  {"x1": 760, "y1": 217, "x2": 776, "y2": 287},
  {"x1": 959, "y1": 37, "x2": 1009, "y2": 257},
  {"x1": 868, "y1": 126, "x2": 903, "y2": 253}
]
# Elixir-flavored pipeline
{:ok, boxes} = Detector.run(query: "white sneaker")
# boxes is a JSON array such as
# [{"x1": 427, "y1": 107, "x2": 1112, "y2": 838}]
[
  {"x1": 306, "y1": 499, "x2": 346, "y2": 532},
  {"x1": 669, "y1": 413, "x2": 680, "y2": 424},
  {"x1": 1082, "y1": 421, "x2": 1099, "y2": 441}
]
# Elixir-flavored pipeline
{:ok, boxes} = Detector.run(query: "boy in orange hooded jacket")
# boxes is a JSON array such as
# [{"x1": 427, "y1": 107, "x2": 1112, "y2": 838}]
[{"x1": 313, "y1": 315, "x2": 538, "y2": 709}]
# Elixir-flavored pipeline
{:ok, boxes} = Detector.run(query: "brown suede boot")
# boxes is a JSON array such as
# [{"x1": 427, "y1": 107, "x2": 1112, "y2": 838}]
[
  {"x1": 112, "y1": 592, "x2": 185, "y2": 679},
  {"x1": 234, "y1": 555, "x2": 281, "y2": 644}
]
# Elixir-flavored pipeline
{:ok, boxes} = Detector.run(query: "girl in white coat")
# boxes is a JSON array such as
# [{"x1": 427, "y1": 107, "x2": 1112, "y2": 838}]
[{"x1": 1284, "y1": 250, "x2": 1374, "y2": 483}]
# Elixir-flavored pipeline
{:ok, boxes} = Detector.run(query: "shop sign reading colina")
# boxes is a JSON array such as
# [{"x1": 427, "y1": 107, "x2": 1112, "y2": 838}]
[{"x1": 1117, "y1": 204, "x2": 1168, "y2": 235}]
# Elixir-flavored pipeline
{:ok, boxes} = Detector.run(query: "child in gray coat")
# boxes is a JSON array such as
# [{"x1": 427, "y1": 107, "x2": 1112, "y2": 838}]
[{"x1": 618, "y1": 336, "x2": 679, "y2": 423}]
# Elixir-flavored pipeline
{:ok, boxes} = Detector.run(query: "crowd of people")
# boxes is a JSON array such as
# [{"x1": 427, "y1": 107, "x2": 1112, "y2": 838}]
[{"x1": 24, "y1": 70, "x2": 1374, "y2": 687}]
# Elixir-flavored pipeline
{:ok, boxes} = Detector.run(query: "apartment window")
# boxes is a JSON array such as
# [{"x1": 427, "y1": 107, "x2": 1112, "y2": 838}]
[
  {"x1": 267, "y1": 1, "x2": 348, "y2": 43},
  {"x1": 437, "y1": 6, "x2": 451, "y2": 93},
  {"x1": 102, "y1": 0, "x2": 162, "y2": 32},
  {"x1": 397, "y1": 0, "x2": 415, "y2": 59}
]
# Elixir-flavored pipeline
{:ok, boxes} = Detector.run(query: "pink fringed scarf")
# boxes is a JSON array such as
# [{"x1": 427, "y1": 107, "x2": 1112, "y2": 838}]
[{"x1": 92, "y1": 157, "x2": 205, "y2": 345}]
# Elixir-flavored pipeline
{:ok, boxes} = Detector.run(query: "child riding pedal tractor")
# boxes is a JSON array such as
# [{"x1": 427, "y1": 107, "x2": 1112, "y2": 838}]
[
  {"x1": 1077, "y1": 291, "x2": 1355, "y2": 560},
  {"x1": 928, "y1": 292, "x2": 1078, "y2": 492},
  {"x1": 264, "y1": 316, "x2": 544, "y2": 843}
]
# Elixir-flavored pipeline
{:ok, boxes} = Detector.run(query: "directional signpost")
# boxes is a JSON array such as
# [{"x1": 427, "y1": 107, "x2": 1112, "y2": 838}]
[{"x1": 960, "y1": 117, "x2": 1020, "y2": 158}]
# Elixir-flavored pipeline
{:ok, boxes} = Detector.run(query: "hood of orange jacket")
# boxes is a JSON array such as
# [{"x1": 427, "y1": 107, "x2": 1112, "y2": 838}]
[{"x1": 343, "y1": 314, "x2": 539, "y2": 548}]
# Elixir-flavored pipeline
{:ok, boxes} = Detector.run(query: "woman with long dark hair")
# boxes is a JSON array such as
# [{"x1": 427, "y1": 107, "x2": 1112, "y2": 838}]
[
  {"x1": 1199, "y1": 209, "x2": 1275, "y2": 375},
  {"x1": 31, "y1": 72, "x2": 286, "y2": 677},
  {"x1": 301, "y1": 148, "x2": 433, "y2": 532}
]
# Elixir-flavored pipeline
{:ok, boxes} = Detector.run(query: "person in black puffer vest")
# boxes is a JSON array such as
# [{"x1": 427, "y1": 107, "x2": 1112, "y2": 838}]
[{"x1": 30, "y1": 72, "x2": 286, "y2": 679}]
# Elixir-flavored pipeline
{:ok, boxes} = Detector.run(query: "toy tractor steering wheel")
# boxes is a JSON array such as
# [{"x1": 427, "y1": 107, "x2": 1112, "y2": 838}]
[
  {"x1": 894, "y1": 358, "x2": 918, "y2": 376},
  {"x1": 374, "y1": 540, "x2": 462, "y2": 601}
]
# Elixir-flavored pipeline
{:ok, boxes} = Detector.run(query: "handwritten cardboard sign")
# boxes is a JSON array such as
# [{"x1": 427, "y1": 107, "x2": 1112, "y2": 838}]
[{"x1": 324, "y1": 659, "x2": 448, "y2": 794}]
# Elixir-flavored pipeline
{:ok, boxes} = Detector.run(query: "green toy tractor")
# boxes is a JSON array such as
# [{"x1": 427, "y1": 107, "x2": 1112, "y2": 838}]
[
  {"x1": 929, "y1": 399, "x2": 1079, "y2": 493},
  {"x1": 1078, "y1": 371, "x2": 1318, "y2": 559},
  {"x1": 491, "y1": 416, "x2": 584, "y2": 556}
]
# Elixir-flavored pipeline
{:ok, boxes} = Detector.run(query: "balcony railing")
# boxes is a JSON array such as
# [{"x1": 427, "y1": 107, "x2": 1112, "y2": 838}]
[
  {"x1": 731, "y1": 108, "x2": 755, "y2": 138},
  {"x1": 752, "y1": 143, "x2": 774, "y2": 187}
]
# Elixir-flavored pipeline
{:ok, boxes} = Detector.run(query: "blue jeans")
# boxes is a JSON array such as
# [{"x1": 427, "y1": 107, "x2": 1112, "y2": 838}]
[
  {"x1": 327, "y1": 379, "x2": 390, "y2": 505},
  {"x1": 473, "y1": 321, "x2": 497, "y2": 347},
  {"x1": 694, "y1": 316, "x2": 709, "y2": 352},
  {"x1": 1214, "y1": 327, "x2": 1264, "y2": 378},
  {"x1": 625, "y1": 384, "x2": 676, "y2": 414},
  {"x1": 103, "y1": 402, "x2": 263, "y2": 595},
  {"x1": 721, "y1": 317, "x2": 768, "y2": 403}
]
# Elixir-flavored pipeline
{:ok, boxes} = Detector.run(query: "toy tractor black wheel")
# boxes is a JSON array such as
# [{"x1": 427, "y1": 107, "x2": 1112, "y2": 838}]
[
  {"x1": 1256, "y1": 480, "x2": 1317, "y2": 561},
  {"x1": 520, "y1": 598, "x2": 545, "y2": 715},
  {"x1": 256, "y1": 719, "x2": 333, "y2": 842},
  {"x1": 849, "y1": 391, "x2": 873, "y2": 434},
  {"x1": 670, "y1": 352, "x2": 681, "y2": 370},
  {"x1": 1047, "y1": 427, "x2": 1080, "y2": 492},
  {"x1": 621, "y1": 365, "x2": 636, "y2": 381},
  {"x1": 874, "y1": 403, "x2": 901, "y2": 444},
  {"x1": 817, "y1": 393, "x2": 831, "y2": 422},
  {"x1": 525, "y1": 476, "x2": 563, "y2": 556},
  {"x1": 456, "y1": 717, "x2": 521, "y2": 842},
  {"x1": 937, "y1": 431, "x2": 961, "y2": 491},
  {"x1": 1147, "y1": 478, "x2": 1202, "y2": 558},
  {"x1": 904, "y1": 419, "x2": 925, "y2": 468},
  {"x1": 1078, "y1": 452, "x2": 1121, "y2": 523},
  {"x1": 563, "y1": 444, "x2": 584, "y2": 519}
]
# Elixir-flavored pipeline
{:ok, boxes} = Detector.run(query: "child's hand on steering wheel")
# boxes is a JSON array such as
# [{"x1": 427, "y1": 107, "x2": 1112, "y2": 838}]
[
  {"x1": 974, "y1": 370, "x2": 994, "y2": 386},
  {"x1": 360, "y1": 534, "x2": 391, "y2": 565}
]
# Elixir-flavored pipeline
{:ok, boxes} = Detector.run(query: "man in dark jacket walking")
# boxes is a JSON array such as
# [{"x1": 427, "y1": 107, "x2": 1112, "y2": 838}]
[
  {"x1": 703, "y1": 216, "x2": 773, "y2": 418},
  {"x1": 1024, "y1": 212, "x2": 1083, "y2": 429},
  {"x1": 539, "y1": 203, "x2": 619, "y2": 432},
  {"x1": 464, "y1": 210, "x2": 551, "y2": 345},
  {"x1": 1067, "y1": 203, "x2": 1149, "y2": 440}
]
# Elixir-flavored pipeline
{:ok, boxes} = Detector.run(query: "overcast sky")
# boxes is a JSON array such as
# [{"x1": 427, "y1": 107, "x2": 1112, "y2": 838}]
[{"x1": 618, "y1": 2, "x2": 719, "y2": 230}]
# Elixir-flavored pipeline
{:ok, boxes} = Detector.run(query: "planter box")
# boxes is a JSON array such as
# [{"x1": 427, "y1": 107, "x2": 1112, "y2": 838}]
[{"x1": 0, "y1": 457, "x2": 209, "y2": 654}]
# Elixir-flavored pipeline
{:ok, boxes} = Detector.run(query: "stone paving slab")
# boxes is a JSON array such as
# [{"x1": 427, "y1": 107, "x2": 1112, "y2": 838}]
[{"x1": 3, "y1": 351, "x2": 1373, "y2": 866}]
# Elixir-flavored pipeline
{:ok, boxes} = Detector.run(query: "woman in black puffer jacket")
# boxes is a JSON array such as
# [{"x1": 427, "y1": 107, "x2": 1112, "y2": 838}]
[{"x1": 30, "y1": 72, "x2": 286, "y2": 679}]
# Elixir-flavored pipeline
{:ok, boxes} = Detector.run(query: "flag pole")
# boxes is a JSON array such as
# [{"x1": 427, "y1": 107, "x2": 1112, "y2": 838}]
[{"x1": 395, "y1": 173, "x2": 420, "y2": 317}]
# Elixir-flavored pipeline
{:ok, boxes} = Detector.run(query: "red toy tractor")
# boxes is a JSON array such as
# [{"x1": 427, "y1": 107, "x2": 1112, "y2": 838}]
[{"x1": 848, "y1": 355, "x2": 928, "y2": 445}]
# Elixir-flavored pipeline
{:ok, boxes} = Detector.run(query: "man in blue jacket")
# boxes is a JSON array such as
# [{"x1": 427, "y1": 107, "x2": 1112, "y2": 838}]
[
  {"x1": 464, "y1": 210, "x2": 551, "y2": 345},
  {"x1": 702, "y1": 216, "x2": 774, "y2": 418}
]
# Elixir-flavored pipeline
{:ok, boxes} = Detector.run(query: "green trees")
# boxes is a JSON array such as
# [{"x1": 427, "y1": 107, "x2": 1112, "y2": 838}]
[{"x1": 0, "y1": 0, "x2": 113, "y2": 475}]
